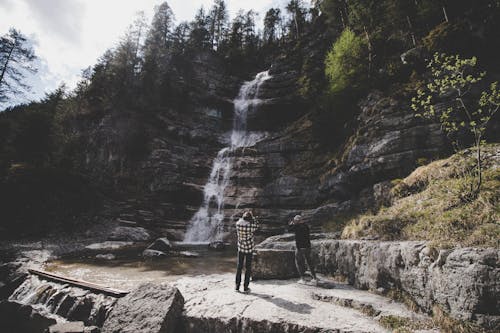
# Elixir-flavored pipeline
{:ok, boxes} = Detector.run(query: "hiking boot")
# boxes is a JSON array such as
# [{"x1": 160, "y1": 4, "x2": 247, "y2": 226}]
[
  {"x1": 243, "y1": 287, "x2": 251, "y2": 293},
  {"x1": 235, "y1": 285, "x2": 240, "y2": 292}
]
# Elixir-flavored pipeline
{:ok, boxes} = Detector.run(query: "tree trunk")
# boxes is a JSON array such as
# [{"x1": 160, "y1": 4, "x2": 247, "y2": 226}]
[
  {"x1": 442, "y1": 6, "x2": 449, "y2": 22},
  {"x1": 294, "y1": 14, "x2": 299, "y2": 39},
  {"x1": 363, "y1": 26, "x2": 373, "y2": 78},
  {"x1": 0, "y1": 42, "x2": 16, "y2": 87},
  {"x1": 406, "y1": 16, "x2": 417, "y2": 47},
  {"x1": 475, "y1": 137, "x2": 482, "y2": 193}
]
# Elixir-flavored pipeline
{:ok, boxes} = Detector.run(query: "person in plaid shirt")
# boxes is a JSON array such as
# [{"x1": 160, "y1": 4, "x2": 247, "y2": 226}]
[{"x1": 235, "y1": 211, "x2": 259, "y2": 293}]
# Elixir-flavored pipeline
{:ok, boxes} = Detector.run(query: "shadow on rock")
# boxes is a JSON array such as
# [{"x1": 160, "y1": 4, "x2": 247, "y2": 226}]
[{"x1": 250, "y1": 292, "x2": 313, "y2": 314}]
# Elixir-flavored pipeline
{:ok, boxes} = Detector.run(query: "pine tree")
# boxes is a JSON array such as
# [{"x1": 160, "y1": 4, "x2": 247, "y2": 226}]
[
  {"x1": 0, "y1": 28, "x2": 37, "y2": 103},
  {"x1": 263, "y1": 8, "x2": 282, "y2": 44}
]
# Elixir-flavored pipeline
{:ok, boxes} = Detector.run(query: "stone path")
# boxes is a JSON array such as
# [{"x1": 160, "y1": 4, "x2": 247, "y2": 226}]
[{"x1": 174, "y1": 274, "x2": 438, "y2": 333}]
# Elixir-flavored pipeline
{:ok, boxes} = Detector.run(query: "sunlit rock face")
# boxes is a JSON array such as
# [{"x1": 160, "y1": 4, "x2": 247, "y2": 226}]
[{"x1": 254, "y1": 236, "x2": 500, "y2": 330}]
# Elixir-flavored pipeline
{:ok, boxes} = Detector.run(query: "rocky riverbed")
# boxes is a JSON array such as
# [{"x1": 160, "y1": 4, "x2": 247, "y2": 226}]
[{"x1": 1, "y1": 230, "x2": 498, "y2": 332}]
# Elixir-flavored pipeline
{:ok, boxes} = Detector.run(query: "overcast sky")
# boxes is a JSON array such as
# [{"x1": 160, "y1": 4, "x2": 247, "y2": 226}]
[{"x1": 0, "y1": 0, "x2": 286, "y2": 107}]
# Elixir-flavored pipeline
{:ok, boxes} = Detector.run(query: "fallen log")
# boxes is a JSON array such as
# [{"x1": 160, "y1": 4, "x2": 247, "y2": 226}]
[{"x1": 28, "y1": 269, "x2": 129, "y2": 297}]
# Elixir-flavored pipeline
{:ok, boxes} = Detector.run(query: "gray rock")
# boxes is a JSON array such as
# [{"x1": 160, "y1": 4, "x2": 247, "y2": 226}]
[
  {"x1": 108, "y1": 227, "x2": 151, "y2": 242},
  {"x1": 101, "y1": 283, "x2": 184, "y2": 333},
  {"x1": 147, "y1": 238, "x2": 172, "y2": 252},
  {"x1": 174, "y1": 273, "x2": 421, "y2": 333},
  {"x1": 83, "y1": 326, "x2": 100, "y2": 333},
  {"x1": 253, "y1": 249, "x2": 298, "y2": 279},
  {"x1": 95, "y1": 254, "x2": 116, "y2": 260},
  {"x1": 0, "y1": 300, "x2": 57, "y2": 332},
  {"x1": 208, "y1": 241, "x2": 226, "y2": 251},
  {"x1": 254, "y1": 237, "x2": 500, "y2": 329},
  {"x1": 85, "y1": 241, "x2": 134, "y2": 251},
  {"x1": 178, "y1": 251, "x2": 199, "y2": 258},
  {"x1": 142, "y1": 249, "x2": 167, "y2": 258},
  {"x1": 49, "y1": 321, "x2": 85, "y2": 333}
]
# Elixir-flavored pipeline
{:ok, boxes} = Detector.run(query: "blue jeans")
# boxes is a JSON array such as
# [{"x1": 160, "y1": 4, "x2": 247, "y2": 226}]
[{"x1": 236, "y1": 251, "x2": 253, "y2": 289}]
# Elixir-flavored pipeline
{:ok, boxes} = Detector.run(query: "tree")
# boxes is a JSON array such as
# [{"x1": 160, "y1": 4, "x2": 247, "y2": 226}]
[
  {"x1": 286, "y1": 0, "x2": 307, "y2": 40},
  {"x1": 324, "y1": 28, "x2": 367, "y2": 94},
  {"x1": 263, "y1": 8, "x2": 282, "y2": 44},
  {"x1": 189, "y1": 6, "x2": 211, "y2": 50},
  {"x1": 0, "y1": 28, "x2": 37, "y2": 103},
  {"x1": 141, "y1": 2, "x2": 175, "y2": 104},
  {"x1": 208, "y1": 0, "x2": 228, "y2": 50},
  {"x1": 411, "y1": 53, "x2": 500, "y2": 198}
]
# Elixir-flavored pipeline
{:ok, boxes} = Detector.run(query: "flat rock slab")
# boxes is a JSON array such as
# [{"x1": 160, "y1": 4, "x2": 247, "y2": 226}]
[
  {"x1": 85, "y1": 241, "x2": 134, "y2": 251},
  {"x1": 173, "y1": 274, "x2": 433, "y2": 333},
  {"x1": 49, "y1": 321, "x2": 85, "y2": 333},
  {"x1": 101, "y1": 283, "x2": 184, "y2": 333}
]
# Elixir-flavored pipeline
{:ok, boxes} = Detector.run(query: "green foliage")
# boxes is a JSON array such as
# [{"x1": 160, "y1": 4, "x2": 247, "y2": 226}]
[
  {"x1": 411, "y1": 53, "x2": 499, "y2": 195},
  {"x1": 324, "y1": 28, "x2": 367, "y2": 94}
]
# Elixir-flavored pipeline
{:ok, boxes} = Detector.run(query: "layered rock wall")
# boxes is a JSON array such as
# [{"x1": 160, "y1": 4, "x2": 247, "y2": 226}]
[{"x1": 254, "y1": 236, "x2": 500, "y2": 329}]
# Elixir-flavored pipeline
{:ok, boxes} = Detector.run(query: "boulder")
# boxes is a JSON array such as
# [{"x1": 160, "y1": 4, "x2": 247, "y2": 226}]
[
  {"x1": 108, "y1": 227, "x2": 151, "y2": 242},
  {"x1": 147, "y1": 238, "x2": 172, "y2": 252},
  {"x1": 0, "y1": 300, "x2": 57, "y2": 333},
  {"x1": 253, "y1": 248, "x2": 297, "y2": 279},
  {"x1": 142, "y1": 249, "x2": 167, "y2": 258},
  {"x1": 101, "y1": 283, "x2": 184, "y2": 333},
  {"x1": 208, "y1": 241, "x2": 225, "y2": 251}
]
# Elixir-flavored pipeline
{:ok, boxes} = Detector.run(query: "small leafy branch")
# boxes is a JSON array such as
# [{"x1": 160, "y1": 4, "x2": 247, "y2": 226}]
[{"x1": 411, "y1": 53, "x2": 500, "y2": 198}]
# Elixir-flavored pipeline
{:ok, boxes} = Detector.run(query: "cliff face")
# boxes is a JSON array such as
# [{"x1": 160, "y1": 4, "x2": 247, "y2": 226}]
[
  {"x1": 70, "y1": 51, "x2": 241, "y2": 240},
  {"x1": 73, "y1": 55, "x2": 450, "y2": 240},
  {"x1": 222, "y1": 76, "x2": 449, "y2": 237}
]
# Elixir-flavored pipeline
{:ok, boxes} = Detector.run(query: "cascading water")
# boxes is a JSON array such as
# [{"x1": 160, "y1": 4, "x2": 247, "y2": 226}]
[
  {"x1": 9, "y1": 275, "x2": 116, "y2": 326},
  {"x1": 184, "y1": 71, "x2": 271, "y2": 242}
]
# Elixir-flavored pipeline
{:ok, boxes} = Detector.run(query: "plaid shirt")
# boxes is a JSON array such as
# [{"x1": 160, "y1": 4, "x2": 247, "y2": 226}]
[{"x1": 236, "y1": 218, "x2": 259, "y2": 253}]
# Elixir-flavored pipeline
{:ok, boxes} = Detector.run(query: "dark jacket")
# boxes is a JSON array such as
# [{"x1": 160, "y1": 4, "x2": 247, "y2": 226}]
[{"x1": 289, "y1": 223, "x2": 311, "y2": 249}]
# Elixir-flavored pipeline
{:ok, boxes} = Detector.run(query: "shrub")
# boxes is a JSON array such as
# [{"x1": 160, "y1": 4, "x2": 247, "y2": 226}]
[{"x1": 325, "y1": 28, "x2": 368, "y2": 94}]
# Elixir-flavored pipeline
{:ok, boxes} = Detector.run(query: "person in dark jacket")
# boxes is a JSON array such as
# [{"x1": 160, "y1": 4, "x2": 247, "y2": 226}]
[
  {"x1": 289, "y1": 215, "x2": 317, "y2": 284},
  {"x1": 235, "y1": 211, "x2": 259, "y2": 293}
]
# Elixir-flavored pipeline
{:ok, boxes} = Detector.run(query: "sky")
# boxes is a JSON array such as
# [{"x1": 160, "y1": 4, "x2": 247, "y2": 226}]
[{"x1": 0, "y1": 0, "x2": 286, "y2": 107}]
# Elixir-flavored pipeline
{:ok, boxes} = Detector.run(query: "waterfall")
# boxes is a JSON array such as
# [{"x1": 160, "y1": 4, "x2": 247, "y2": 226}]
[{"x1": 184, "y1": 71, "x2": 271, "y2": 242}]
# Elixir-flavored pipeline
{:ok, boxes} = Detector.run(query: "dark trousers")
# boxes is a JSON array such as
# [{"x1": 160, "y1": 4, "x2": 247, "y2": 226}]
[
  {"x1": 236, "y1": 251, "x2": 253, "y2": 288},
  {"x1": 295, "y1": 248, "x2": 316, "y2": 279}
]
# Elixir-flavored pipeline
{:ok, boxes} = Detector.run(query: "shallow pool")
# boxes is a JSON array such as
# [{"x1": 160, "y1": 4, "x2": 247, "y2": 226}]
[{"x1": 43, "y1": 244, "x2": 238, "y2": 291}]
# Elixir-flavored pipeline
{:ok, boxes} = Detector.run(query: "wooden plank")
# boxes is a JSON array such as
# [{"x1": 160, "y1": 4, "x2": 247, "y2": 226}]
[{"x1": 28, "y1": 269, "x2": 129, "y2": 297}]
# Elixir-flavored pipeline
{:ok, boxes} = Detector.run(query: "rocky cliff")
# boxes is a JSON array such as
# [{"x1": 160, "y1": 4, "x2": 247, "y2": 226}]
[{"x1": 220, "y1": 81, "x2": 449, "y2": 238}]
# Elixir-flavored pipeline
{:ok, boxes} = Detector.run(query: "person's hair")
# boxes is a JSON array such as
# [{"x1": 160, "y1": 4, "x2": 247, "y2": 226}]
[{"x1": 243, "y1": 211, "x2": 254, "y2": 221}]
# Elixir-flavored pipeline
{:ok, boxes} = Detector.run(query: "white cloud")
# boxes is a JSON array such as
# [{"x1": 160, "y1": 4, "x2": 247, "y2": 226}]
[{"x1": 0, "y1": 0, "x2": 288, "y2": 107}]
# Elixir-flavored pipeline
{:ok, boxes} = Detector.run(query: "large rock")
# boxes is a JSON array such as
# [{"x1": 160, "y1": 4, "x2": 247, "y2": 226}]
[
  {"x1": 254, "y1": 237, "x2": 500, "y2": 330},
  {"x1": 173, "y1": 273, "x2": 430, "y2": 333},
  {"x1": 147, "y1": 238, "x2": 172, "y2": 252},
  {"x1": 253, "y1": 249, "x2": 297, "y2": 279},
  {"x1": 0, "y1": 300, "x2": 57, "y2": 333},
  {"x1": 101, "y1": 283, "x2": 184, "y2": 333}
]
